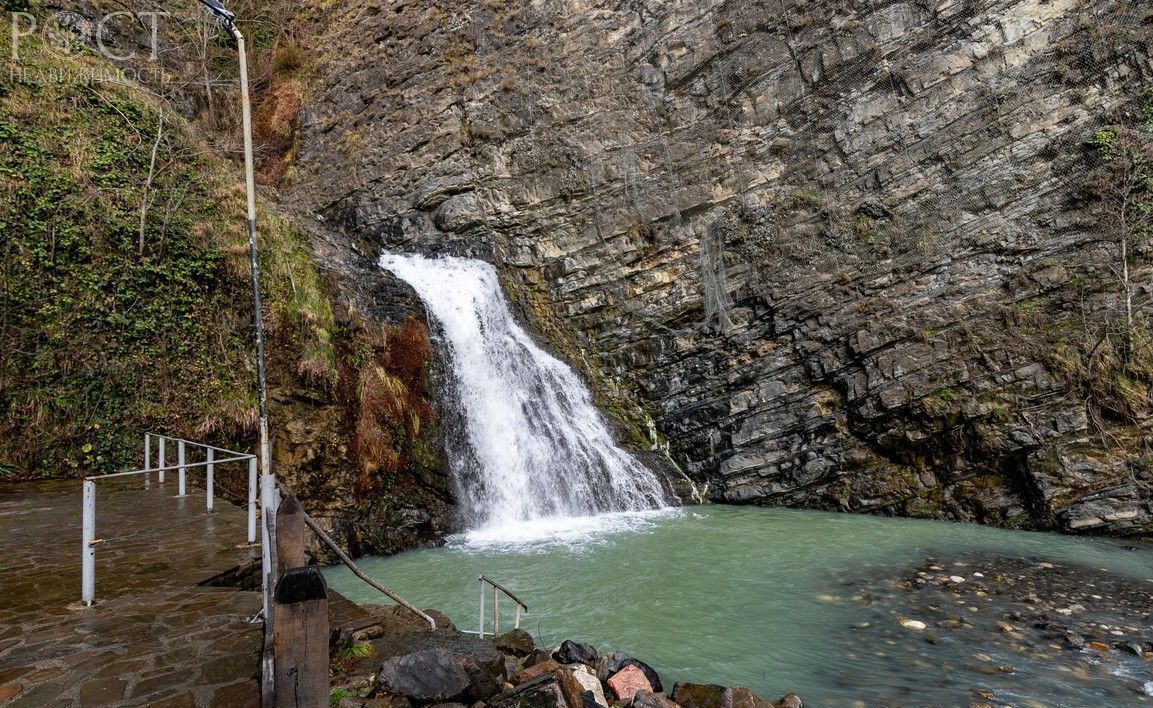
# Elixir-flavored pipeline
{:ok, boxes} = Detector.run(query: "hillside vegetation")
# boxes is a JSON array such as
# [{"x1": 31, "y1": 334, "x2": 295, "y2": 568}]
[
  {"x1": 0, "y1": 3, "x2": 455, "y2": 556},
  {"x1": 0, "y1": 18, "x2": 333, "y2": 477}
]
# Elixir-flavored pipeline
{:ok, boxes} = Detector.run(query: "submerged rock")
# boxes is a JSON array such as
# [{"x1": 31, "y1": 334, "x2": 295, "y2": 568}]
[
  {"x1": 671, "y1": 682, "x2": 728, "y2": 708},
  {"x1": 773, "y1": 694, "x2": 804, "y2": 708},
  {"x1": 668, "y1": 682, "x2": 796, "y2": 708},
  {"x1": 727, "y1": 687, "x2": 771, "y2": 708}
]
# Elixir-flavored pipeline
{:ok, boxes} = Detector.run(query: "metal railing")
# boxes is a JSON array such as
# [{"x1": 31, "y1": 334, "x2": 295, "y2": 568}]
[
  {"x1": 80, "y1": 433, "x2": 260, "y2": 606},
  {"x1": 270, "y1": 481, "x2": 436, "y2": 629},
  {"x1": 466, "y1": 575, "x2": 527, "y2": 639}
]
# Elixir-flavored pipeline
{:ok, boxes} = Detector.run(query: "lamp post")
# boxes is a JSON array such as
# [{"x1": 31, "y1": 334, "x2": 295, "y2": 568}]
[
  {"x1": 195, "y1": 8, "x2": 276, "y2": 702},
  {"x1": 195, "y1": 0, "x2": 270, "y2": 483}
]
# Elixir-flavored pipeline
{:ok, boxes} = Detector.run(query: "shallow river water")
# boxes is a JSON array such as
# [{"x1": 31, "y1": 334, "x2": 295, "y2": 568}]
[{"x1": 325, "y1": 506, "x2": 1153, "y2": 706}]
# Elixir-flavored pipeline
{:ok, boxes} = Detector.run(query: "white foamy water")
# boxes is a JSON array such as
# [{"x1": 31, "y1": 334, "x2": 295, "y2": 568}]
[
  {"x1": 379, "y1": 254, "x2": 670, "y2": 539},
  {"x1": 451, "y1": 507, "x2": 681, "y2": 553}
]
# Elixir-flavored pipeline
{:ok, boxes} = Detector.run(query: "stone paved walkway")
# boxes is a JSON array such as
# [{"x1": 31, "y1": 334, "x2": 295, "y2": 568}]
[{"x1": 0, "y1": 478, "x2": 263, "y2": 707}]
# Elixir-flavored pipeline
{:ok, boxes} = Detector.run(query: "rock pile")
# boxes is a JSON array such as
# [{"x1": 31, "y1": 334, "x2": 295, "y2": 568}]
[
  {"x1": 813, "y1": 550, "x2": 1153, "y2": 703},
  {"x1": 332, "y1": 628, "x2": 801, "y2": 708}
]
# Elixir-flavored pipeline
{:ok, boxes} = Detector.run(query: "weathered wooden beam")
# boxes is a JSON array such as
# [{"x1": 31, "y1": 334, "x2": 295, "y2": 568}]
[
  {"x1": 273, "y1": 566, "x2": 329, "y2": 708},
  {"x1": 276, "y1": 494, "x2": 307, "y2": 575}
]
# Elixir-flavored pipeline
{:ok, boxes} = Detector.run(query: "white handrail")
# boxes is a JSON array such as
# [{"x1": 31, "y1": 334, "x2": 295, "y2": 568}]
[
  {"x1": 80, "y1": 433, "x2": 260, "y2": 606},
  {"x1": 85, "y1": 455, "x2": 253, "y2": 480},
  {"x1": 471, "y1": 575, "x2": 527, "y2": 638}
]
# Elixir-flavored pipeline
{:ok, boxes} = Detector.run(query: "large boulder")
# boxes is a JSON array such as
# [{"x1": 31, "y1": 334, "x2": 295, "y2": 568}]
[
  {"x1": 554, "y1": 640, "x2": 599, "y2": 666},
  {"x1": 372, "y1": 632, "x2": 507, "y2": 702},
  {"x1": 728, "y1": 688, "x2": 771, "y2": 708},
  {"x1": 596, "y1": 653, "x2": 663, "y2": 694},
  {"x1": 633, "y1": 691, "x2": 681, "y2": 708},
  {"x1": 558, "y1": 665, "x2": 609, "y2": 708},
  {"x1": 489, "y1": 672, "x2": 570, "y2": 708},
  {"x1": 671, "y1": 683, "x2": 727, "y2": 708},
  {"x1": 376, "y1": 649, "x2": 470, "y2": 703},
  {"x1": 523, "y1": 649, "x2": 556, "y2": 668},
  {"x1": 351, "y1": 606, "x2": 456, "y2": 641},
  {"x1": 495, "y1": 629, "x2": 536, "y2": 658},
  {"x1": 500, "y1": 664, "x2": 608, "y2": 708},
  {"x1": 511, "y1": 660, "x2": 562, "y2": 686},
  {"x1": 607, "y1": 664, "x2": 652, "y2": 702},
  {"x1": 671, "y1": 684, "x2": 773, "y2": 708}
]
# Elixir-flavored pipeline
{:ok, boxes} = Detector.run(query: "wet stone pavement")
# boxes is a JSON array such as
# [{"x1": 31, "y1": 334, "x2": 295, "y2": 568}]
[{"x1": 0, "y1": 479, "x2": 262, "y2": 706}]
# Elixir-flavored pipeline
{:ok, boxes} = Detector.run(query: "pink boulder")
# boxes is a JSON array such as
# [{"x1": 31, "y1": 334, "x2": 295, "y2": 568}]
[{"x1": 607, "y1": 664, "x2": 653, "y2": 702}]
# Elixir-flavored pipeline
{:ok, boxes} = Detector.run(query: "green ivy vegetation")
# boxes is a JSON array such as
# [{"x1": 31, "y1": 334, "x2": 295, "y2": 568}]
[{"x1": 0, "y1": 30, "x2": 332, "y2": 477}]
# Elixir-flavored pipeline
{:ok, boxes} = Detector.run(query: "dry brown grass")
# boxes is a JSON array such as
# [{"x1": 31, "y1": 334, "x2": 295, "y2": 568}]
[
  {"x1": 351, "y1": 318, "x2": 435, "y2": 496},
  {"x1": 254, "y1": 76, "x2": 302, "y2": 185}
]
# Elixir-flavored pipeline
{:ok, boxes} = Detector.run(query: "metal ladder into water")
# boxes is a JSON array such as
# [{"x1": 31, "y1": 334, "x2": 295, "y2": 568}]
[{"x1": 463, "y1": 575, "x2": 528, "y2": 639}]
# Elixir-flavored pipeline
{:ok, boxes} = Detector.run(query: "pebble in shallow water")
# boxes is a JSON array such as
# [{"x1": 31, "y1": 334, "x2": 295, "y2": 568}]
[{"x1": 820, "y1": 550, "x2": 1153, "y2": 704}]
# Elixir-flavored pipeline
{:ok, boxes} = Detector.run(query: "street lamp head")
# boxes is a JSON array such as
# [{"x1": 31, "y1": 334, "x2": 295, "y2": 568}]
[{"x1": 195, "y1": 0, "x2": 236, "y2": 28}]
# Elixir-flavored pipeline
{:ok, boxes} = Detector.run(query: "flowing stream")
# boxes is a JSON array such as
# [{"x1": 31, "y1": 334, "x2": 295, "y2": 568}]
[{"x1": 379, "y1": 254, "x2": 668, "y2": 536}]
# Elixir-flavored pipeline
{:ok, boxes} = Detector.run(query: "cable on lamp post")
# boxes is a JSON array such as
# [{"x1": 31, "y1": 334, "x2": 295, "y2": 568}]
[
  {"x1": 194, "y1": 9, "x2": 276, "y2": 704},
  {"x1": 195, "y1": 0, "x2": 270, "y2": 483}
]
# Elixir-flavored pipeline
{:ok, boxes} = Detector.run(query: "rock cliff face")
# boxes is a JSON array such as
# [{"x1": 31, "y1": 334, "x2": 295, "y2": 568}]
[
  {"x1": 289, "y1": 0, "x2": 1153, "y2": 534},
  {"x1": 268, "y1": 225, "x2": 458, "y2": 560}
]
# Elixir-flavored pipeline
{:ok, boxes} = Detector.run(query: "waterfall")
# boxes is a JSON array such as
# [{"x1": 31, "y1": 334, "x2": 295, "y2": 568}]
[{"x1": 380, "y1": 254, "x2": 670, "y2": 533}]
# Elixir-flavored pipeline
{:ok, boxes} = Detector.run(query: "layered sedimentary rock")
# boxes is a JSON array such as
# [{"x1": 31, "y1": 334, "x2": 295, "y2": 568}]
[{"x1": 290, "y1": 0, "x2": 1153, "y2": 534}]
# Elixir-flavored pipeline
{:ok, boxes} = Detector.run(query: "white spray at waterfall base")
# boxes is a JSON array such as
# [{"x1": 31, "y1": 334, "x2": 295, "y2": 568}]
[{"x1": 380, "y1": 254, "x2": 671, "y2": 540}]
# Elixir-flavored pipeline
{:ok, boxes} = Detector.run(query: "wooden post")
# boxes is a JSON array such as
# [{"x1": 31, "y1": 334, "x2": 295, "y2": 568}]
[
  {"x1": 273, "y1": 566, "x2": 329, "y2": 708},
  {"x1": 276, "y1": 495, "x2": 307, "y2": 576}
]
